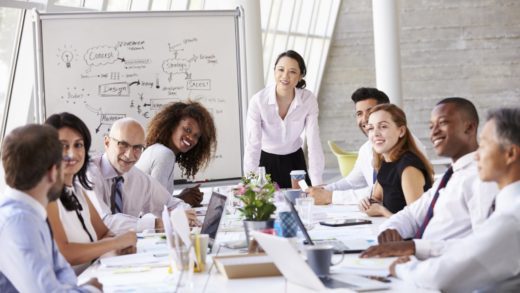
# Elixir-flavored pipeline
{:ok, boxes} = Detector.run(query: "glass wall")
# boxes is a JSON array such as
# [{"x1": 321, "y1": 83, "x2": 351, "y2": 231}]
[{"x1": 0, "y1": 7, "x2": 22, "y2": 126}]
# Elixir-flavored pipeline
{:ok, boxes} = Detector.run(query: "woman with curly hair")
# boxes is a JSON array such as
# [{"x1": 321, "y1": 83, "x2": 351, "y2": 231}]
[{"x1": 136, "y1": 100, "x2": 217, "y2": 207}]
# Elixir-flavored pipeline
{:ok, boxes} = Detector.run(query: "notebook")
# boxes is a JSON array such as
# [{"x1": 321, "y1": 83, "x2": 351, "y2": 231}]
[
  {"x1": 285, "y1": 195, "x2": 372, "y2": 254},
  {"x1": 252, "y1": 232, "x2": 389, "y2": 292},
  {"x1": 200, "y1": 191, "x2": 227, "y2": 250}
]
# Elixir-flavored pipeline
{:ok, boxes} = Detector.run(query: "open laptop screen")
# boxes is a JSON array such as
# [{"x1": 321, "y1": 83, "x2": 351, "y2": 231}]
[
  {"x1": 284, "y1": 194, "x2": 315, "y2": 245},
  {"x1": 200, "y1": 192, "x2": 227, "y2": 242}
]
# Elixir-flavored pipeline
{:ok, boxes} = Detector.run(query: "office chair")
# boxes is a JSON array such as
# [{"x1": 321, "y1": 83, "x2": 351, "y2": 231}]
[{"x1": 327, "y1": 140, "x2": 358, "y2": 177}]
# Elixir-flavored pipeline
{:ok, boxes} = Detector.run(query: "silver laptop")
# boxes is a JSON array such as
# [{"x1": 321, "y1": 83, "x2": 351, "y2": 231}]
[
  {"x1": 252, "y1": 232, "x2": 389, "y2": 292},
  {"x1": 284, "y1": 195, "x2": 372, "y2": 254}
]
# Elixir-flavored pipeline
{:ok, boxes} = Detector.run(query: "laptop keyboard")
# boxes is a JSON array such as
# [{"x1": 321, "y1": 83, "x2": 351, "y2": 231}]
[
  {"x1": 314, "y1": 239, "x2": 349, "y2": 252},
  {"x1": 320, "y1": 276, "x2": 358, "y2": 289}
]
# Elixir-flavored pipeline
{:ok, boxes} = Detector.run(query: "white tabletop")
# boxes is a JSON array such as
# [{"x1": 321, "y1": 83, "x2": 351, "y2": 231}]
[{"x1": 79, "y1": 190, "x2": 439, "y2": 293}]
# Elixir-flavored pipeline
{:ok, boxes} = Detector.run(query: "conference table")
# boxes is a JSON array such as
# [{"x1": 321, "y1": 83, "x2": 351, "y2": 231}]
[{"x1": 78, "y1": 188, "x2": 439, "y2": 293}]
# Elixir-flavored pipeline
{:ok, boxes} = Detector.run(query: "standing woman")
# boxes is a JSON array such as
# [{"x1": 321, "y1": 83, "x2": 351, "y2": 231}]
[
  {"x1": 136, "y1": 101, "x2": 217, "y2": 207},
  {"x1": 244, "y1": 50, "x2": 324, "y2": 188},
  {"x1": 359, "y1": 104, "x2": 434, "y2": 217},
  {"x1": 45, "y1": 112, "x2": 137, "y2": 274}
]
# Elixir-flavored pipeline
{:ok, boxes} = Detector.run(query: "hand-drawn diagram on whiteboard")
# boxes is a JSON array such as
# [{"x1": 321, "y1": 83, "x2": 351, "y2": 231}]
[{"x1": 35, "y1": 10, "x2": 245, "y2": 183}]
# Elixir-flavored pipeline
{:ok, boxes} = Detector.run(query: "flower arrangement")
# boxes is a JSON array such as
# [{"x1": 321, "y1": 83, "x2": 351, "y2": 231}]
[{"x1": 234, "y1": 170, "x2": 278, "y2": 221}]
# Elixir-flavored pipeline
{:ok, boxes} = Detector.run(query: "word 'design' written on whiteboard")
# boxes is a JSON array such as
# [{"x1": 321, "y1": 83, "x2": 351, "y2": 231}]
[{"x1": 34, "y1": 10, "x2": 246, "y2": 183}]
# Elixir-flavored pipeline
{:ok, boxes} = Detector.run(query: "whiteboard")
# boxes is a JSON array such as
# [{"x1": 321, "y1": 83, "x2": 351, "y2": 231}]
[{"x1": 33, "y1": 10, "x2": 245, "y2": 184}]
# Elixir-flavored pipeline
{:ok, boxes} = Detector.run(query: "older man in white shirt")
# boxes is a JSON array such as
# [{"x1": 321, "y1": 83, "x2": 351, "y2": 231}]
[
  {"x1": 360, "y1": 97, "x2": 498, "y2": 260},
  {"x1": 87, "y1": 118, "x2": 195, "y2": 234},
  {"x1": 388, "y1": 107, "x2": 520, "y2": 292}
]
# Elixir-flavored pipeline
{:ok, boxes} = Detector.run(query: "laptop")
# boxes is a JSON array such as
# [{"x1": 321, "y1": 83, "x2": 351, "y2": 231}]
[
  {"x1": 285, "y1": 195, "x2": 372, "y2": 254},
  {"x1": 200, "y1": 191, "x2": 227, "y2": 250},
  {"x1": 253, "y1": 232, "x2": 389, "y2": 291}
]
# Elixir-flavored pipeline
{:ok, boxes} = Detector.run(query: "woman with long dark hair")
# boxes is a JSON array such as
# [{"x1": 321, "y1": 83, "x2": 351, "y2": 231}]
[{"x1": 45, "y1": 112, "x2": 137, "y2": 274}]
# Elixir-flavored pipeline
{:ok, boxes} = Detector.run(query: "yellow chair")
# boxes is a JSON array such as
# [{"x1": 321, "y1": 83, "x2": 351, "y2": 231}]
[{"x1": 328, "y1": 140, "x2": 358, "y2": 177}]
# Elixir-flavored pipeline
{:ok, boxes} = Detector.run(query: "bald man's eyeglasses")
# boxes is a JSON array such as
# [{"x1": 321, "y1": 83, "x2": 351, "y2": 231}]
[{"x1": 109, "y1": 137, "x2": 145, "y2": 154}]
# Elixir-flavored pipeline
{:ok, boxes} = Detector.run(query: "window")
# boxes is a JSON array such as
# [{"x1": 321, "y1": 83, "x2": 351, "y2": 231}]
[
  {"x1": 260, "y1": 0, "x2": 340, "y2": 95},
  {"x1": 0, "y1": 7, "x2": 22, "y2": 127}
]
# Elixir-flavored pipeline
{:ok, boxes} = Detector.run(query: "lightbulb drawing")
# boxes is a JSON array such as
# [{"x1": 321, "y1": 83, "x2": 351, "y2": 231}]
[{"x1": 61, "y1": 51, "x2": 73, "y2": 68}]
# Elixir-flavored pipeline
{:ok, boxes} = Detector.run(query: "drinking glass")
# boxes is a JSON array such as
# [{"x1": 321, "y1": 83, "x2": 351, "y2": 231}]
[{"x1": 295, "y1": 197, "x2": 315, "y2": 230}]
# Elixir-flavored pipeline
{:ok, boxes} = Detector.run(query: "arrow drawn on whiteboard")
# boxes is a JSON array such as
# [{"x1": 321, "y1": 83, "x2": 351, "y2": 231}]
[
  {"x1": 117, "y1": 57, "x2": 126, "y2": 63},
  {"x1": 85, "y1": 103, "x2": 102, "y2": 114},
  {"x1": 84, "y1": 103, "x2": 126, "y2": 133},
  {"x1": 129, "y1": 80, "x2": 140, "y2": 87}
]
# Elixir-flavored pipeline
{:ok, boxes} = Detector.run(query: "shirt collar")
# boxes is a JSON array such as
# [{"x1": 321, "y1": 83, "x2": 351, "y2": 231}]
[
  {"x1": 100, "y1": 153, "x2": 124, "y2": 180},
  {"x1": 5, "y1": 187, "x2": 47, "y2": 220},
  {"x1": 451, "y1": 151, "x2": 476, "y2": 172},
  {"x1": 495, "y1": 180, "x2": 520, "y2": 212},
  {"x1": 267, "y1": 84, "x2": 302, "y2": 107}
]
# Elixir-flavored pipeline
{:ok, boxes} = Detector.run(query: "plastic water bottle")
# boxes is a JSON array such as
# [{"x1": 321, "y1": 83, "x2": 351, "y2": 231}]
[
  {"x1": 274, "y1": 195, "x2": 289, "y2": 236},
  {"x1": 256, "y1": 166, "x2": 267, "y2": 187}
]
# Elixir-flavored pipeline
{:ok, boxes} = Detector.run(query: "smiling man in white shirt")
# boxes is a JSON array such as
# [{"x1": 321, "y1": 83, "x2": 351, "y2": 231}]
[
  {"x1": 388, "y1": 107, "x2": 520, "y2": 292},
  {"x1": 308, "y1": 87, "x2": 426, "y2": 205},
  {"x1": 361, "y1": 97, "x2": 498, "y2": 260}
]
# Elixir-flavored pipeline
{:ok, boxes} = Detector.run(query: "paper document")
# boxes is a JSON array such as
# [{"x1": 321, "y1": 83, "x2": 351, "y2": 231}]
[
  {"x1": 100, "y1": 252, "x2": 169, "y2": 268},
  {"x1": 337, "y1": 257, "x2": 397, "y2": 277},
  {"x1": 215, "y1": 255, "x2": 274, "y2": 266}
]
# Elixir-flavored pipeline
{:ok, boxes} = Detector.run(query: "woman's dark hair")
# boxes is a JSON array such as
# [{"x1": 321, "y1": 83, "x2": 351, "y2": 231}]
[
  {"x1": 45, "y1": 112, "x2": 92, "y2": 190},
  {"x1": 146, "y1": 100, "x2": 217, "y2": 178},
  {"x1": 274, "y1": 50, "x2": 307, "y2": 89}
]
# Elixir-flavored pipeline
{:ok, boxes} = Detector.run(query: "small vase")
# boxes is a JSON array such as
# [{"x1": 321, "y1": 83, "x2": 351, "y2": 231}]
[{"x1": 243, "y1": 219, "x2": 275, "y2": 246}]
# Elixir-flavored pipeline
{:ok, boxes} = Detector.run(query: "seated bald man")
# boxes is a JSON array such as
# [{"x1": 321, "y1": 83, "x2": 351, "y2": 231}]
[{"x1": 86, "y1": 117, "x2": 197, "y2": 234}]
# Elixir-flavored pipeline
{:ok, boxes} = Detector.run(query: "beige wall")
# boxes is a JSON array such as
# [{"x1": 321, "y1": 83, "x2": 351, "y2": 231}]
[{"x1": 318, "y1": 0, "x2": 520, "y2": 168}]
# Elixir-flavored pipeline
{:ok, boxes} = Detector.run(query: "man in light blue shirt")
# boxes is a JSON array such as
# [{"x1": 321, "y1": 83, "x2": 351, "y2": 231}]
[{"x1": 0, "y1": 124, "x2": 101, "y2": 292}]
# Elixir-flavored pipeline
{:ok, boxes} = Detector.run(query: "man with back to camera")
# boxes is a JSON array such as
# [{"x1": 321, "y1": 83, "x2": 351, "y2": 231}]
[
  {"x1": 307, "y1": 87, "x2": 426, "y2": 204},
  {"x1": 360, "y1": 97, "x2": 498, "y2": 260},
  {"x1": 86, "y1": 117, "x2": 198, "y2": 235},
  {"x1": 0, "y1": 124, "x2": 102, "y2": 292},
  {"x1": 387, "y1": 107, "x2": 520, "y2": 292}
]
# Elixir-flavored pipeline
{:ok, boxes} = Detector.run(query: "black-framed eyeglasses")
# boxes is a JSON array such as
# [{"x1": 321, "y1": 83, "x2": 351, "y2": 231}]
[{"x1": 109, "y1": 137, "x2": 145, "y2": 154}]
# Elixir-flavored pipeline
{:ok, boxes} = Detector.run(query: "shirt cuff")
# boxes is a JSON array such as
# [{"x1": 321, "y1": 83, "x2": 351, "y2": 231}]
[
  {"x1": 413, "y1": 239, "x2": 431, "y2": 260},
  {"x1": 331, "y1": 188, "x2": 370, "y2": 205},
  {"x1": 82, "y1": 284, "x2": 102, "y2": 293},
  {"x1": 136, "y1": 213, "x2": 156, "y2": 232},
  {"x1": 331, "y1": 190, "x2": 353, "y2": 205}
]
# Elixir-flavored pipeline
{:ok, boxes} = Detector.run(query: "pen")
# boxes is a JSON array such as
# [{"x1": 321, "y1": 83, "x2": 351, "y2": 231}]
[
  {"x1": 362, "y1": 275, "x2": 391, "y2": 283},
  {"x1": 369, "y1": 170, "x2": 376, "y2": 203}
]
